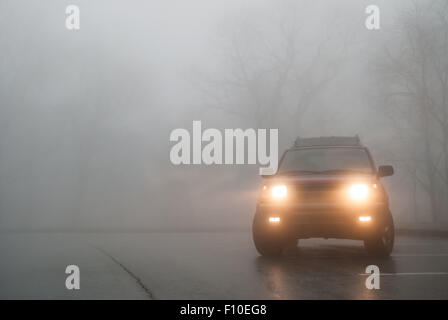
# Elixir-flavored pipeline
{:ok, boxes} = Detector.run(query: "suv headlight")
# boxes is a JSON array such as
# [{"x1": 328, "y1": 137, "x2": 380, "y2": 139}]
[
  {"x1": 271, "y1": 185, "x2": 287, "y2": 200},
  {"x1": 348, "y1": 183, "x2": 369, "y2": 201}
]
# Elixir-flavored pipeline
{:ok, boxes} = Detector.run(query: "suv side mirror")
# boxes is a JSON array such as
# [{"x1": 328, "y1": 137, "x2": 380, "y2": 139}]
[{"x1": 378, "y1": 165, "x2": 394, "y2": 177}]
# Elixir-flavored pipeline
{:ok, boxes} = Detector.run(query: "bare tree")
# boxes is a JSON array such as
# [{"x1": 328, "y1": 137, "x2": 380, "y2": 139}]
[
  {"x1": 373, "y1": 0, "x2": 448, "y2": 222},
  {"x1": 197, "y1": 1, "x2": 354, "y2": 143}
]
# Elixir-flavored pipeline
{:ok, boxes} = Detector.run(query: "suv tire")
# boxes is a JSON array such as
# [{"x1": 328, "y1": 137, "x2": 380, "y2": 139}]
[
  {"x1": 364, "y1": 211, "x2": 394, "y2": 258},
  {"x1": 252, "y1": 211, "x2": 292, "y2": 256}
]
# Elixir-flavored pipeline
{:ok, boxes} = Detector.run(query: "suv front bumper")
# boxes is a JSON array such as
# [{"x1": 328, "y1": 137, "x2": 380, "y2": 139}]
[{"x1": 256, "y1": 202, "x2": 389, "y2": 240}]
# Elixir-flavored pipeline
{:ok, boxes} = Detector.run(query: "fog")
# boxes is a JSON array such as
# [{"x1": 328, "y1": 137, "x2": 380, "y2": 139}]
[{"x1": 1, "y1": 0, "x2": 447, "y2": 232}]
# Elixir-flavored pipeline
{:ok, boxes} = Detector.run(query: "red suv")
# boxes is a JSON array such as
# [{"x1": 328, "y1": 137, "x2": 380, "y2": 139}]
[{"x1": 252, "y1": 136, "x2": 394, "y2": 257}]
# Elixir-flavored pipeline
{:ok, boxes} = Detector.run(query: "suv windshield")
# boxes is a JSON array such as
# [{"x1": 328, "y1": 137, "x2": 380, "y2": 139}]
[{"x1": 277, "y1": 147, "x2": 373, "y2": 175}]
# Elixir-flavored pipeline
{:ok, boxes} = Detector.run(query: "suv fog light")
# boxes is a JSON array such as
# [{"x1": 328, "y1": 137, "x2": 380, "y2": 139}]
[
  {"x1": 359, "y1": 216, "x2": 371, "y2": 222},
  {"x1": 269, "y1": 217, "x2": 281, "y2": 223}
]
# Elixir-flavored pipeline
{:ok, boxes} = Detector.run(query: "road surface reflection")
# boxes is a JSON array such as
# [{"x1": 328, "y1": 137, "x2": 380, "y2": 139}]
[{"x1": 254, "y1": 242, "x2": 397, "y2": 299}]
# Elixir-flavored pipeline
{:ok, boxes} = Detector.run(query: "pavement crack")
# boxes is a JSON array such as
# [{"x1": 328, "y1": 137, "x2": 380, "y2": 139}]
[{"x1": 95, "y1": 246, "x2": 155, "y2": 299}]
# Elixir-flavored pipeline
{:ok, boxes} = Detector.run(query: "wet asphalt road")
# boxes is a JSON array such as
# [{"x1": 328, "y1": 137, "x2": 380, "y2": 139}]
[{"x1": 1, "y1": 232, "x2": 448, "y2": 299}]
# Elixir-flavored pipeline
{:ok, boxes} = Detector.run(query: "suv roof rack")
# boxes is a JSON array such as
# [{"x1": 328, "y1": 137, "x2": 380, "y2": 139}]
[{"x1": 293, "y1": 136, "x2": 361, "y2": 147}]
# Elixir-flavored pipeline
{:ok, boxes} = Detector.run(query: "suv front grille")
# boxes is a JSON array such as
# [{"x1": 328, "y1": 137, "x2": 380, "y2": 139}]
[{"x1": 294, "y1": 183, "x2": 344, "y2": 204}]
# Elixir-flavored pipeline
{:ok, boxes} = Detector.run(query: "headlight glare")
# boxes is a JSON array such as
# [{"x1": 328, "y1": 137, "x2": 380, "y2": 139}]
[
  {"x1": 348, "y1": 183, "x2": 369, "y2": 201},
  {"x1": 271, "y1": 185, "x2": 287, "y2": 199}
]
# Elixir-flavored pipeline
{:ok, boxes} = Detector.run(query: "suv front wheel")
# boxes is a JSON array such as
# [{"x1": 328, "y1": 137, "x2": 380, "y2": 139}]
[
  {"x1": 252, "y1": 211, "x2": 294, "y2": 256},
  {"x1": 364, "y1": 212, "x2": 394, "y2": 258}
]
